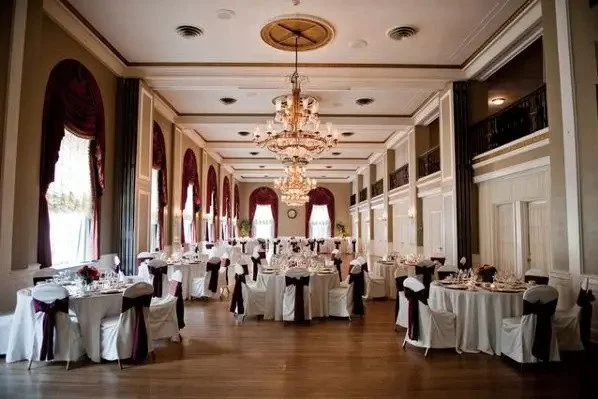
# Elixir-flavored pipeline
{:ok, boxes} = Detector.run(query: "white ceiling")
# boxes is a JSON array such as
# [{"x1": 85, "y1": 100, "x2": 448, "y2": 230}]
[{"x1": 63, "y1": 0, "x2": 529, "y2": 182}]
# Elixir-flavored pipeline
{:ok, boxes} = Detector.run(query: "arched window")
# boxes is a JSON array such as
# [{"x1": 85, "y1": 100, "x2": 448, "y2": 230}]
[
  {"x1": 151, "y1": 122, "x2": 167, "y2": 250},
  {"x1": 181, "y1": 149, "x2": 200, "y2": 244},
  {"x1": 249, "y1": 186, "x2": 278, "y2": 238},
  {"x1": 38, "y1": 59, "x2": 105, "y2": 267},
  {"x1": 205, "y1": 165, "x2": 217, "y2": 242},
  {"x1": 305, "y1": 187, "x2": 335, "y2": 239}
]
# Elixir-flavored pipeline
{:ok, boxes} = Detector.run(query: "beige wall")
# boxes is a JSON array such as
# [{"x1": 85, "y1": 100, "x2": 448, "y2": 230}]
[
  {"x1": 238, "y1": 182, "x2": 352, "y2": 237},
  {"x1": 0, "y1": 0, "x2": 13, "y2": 173},
  {"x1": 12, "y1": 4, "x2": 117, "y2": 268}
]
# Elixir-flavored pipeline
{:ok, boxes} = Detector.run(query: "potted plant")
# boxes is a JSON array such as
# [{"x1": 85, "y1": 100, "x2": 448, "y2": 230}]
[
  {"x1": 238, "y1": 219, "x2": 251, "y2": 237},
  {"x1": 336, "y1": 222, "x2": 347, "y2": 238}
]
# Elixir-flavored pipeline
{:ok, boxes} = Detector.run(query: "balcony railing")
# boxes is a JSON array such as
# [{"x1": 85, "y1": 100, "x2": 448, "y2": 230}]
[
  {"x1": 417, "y1": 146, "x2": 440, "y2": 179},
  {"x1": 359, "y1": 188, "x2": 367, "y2": 203},
  {"x1": 470, "y1": 84, "x2": 547, "y2": 157},
  {"x1": 350, "y1": 193, "x2": 356, "y2": 206},
  {"x1": 389, "y1": 163, "x2": 409, "y2": 190},
  {"x1": 371, "y1": 179, "x2": 383, "y2": 197}
]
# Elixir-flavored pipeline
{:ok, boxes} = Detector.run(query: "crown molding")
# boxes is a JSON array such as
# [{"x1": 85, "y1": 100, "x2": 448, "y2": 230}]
[
  {"x1": 181, "y1": 128, "x2": 206, "y2": 149},
  {"x1": 152, "y1": 91, "x2": 177, "y2": 123},
  {"x1": 412, "y1": 92, "x2": 440, "y2": 126}
]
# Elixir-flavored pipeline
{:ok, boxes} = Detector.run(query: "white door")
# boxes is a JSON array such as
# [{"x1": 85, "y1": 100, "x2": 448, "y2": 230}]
[
  {"x1": 495, "y1": 203, "x2": 516, "y2": 274},
  {"x1": 360, "y1": 211, "x2": 369, "y2": 253},
  {"x1": 526, "y1": 200, "x2": 551, "y2": 272},
  {"x1": 430, "y1": 210, "x2": 443, "y2": 255}
]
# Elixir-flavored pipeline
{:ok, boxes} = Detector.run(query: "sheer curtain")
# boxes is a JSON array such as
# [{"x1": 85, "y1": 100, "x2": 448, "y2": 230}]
[
  {"x1": 183, "y1": 184, "x2": 195, "y2": 243},
  {"x1": 150, "y1": 169, "x2": 160, "y2": 251},
  {"x1": 309, "y1": 204, "x2": 331, "y2": 239},
  {"x1": 46, "y1": 130, "x2": 92, "y2": 265},
  {"x1": 252, "y1": 204, "x2": 274, "y2": 239}
]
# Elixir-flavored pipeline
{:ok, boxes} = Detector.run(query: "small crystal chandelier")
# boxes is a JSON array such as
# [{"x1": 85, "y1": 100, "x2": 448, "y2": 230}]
[
  {"x1": 254, "y1": 35, "x2": 338, "y2": 162},
  {"x1": 274, "y1": 160, "x2": 317, "y2": 206}
]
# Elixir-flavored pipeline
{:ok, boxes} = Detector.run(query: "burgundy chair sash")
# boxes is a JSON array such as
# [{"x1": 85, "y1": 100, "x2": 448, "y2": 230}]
[
  {"x1": 206, "y1": 259, "x2": 221, "y2": 293},
  {"x1": 349, "y1": 271, "x2": 365, "y2": 316},
  {"x1": 168, "y1": 280, "x2": 185, "y2": 329},
  {"x1": 258, "y1": 250, "x2": 266, "y2": 260},
  {"x1": 149, "y1": 266, "x2": 168, "y2": 297},
  {"x1": 33, "y1": 276, "x2": 54, "y2": 286},
  {"x1": 121, "y1": 294, "x2": 152, "y2": 361},
  {"x1": 285, "y1": 276, "x2": 310, "y2": 322},
  {"x1": 136, "y1": 257, "x2": 153, "y2": 267},
  {"x1": 394, "y1": 275, "x2": 408, "y2": 320},
  {"x1": 414, "y1": 266, "x2": 434, "y2": 294},
  {"x1": 308, "y1": 239, "x2": 315, "y2": 251},
  {"x1": 333, "y1": 258, "x2": 342, "y2": 280},
  {"x1": 576, "y1": 288, "x2": 595, "y2": 350},
  {"x1": 478, "y1": 267, "x2": 497, "y2": 283},
  {"x1": 316, "y1": 239, "x2": 324, "y2": 253},
  {"x1": 404, "y1": 287, "x2": 428, "y2": 341},
  {"x1": 32, "y1": 297, "x2": 69, "y2": 361},
  {"x1": 240, "y1": 241, "x2": 247, "y2": 253},
  {"x1": 524, "y1": 275, "x2": 549, "y2": 285},
  {"x1": 251, "y1": 257, "x2": 259, "y2": 281},
  {"x1": 229, "y1": 274, "x2": 246, "y2": 315},
  {"x1": 523, "y1": 298, "x2": 558, "y2": 362},
  {"x1": 351, "y1": 239, "x2": 356, "y2": 254},
  {"x1": 430, "y1": 257, "x2": 446, "y2": 265},
  {"x1": 334, "y1": 240, "x2": 341, "y2": 250},
  {"x1": 241, "y1": 263, "x2": 249, "y2": 276}
]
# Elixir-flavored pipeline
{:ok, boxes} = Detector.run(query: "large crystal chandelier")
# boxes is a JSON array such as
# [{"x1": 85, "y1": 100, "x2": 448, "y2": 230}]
[
  {"x1": 254, "y1": 35, "x2": 338, "y2": 162},
  {"x1": 274, "y1": 160, "x2": 317, "y2": 206}
]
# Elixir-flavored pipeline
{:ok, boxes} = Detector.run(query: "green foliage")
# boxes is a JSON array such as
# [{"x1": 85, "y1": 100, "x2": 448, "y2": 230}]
[
  {"x1": 336, "y1": 222, "x2": 347, "y2": 237},
  {"x1": 238, "y1": 218, "x2": 251, "y2": 237},
  {"x1": 47, "y1": 191, "x2": 91, "y2": 213}
]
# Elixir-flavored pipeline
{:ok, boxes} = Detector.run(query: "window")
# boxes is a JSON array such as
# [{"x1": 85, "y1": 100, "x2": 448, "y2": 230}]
[
  {"x1": 206, "y1": 191, "x2": 215, "y2": 242},
  {"x1": 252, "y1": 204, "x2": 274, "y2": 239},
  {"x1": 150, "y1": 169, "x2": 160, "y2": 251},
  {"x1": 183, "y1": 184, "x2": 195, "y2": 243},
  {"x1": 46, "y1": 130, "x2": 92, "y2": 265},
  {"x1": 309, "y1": 205, "x2": 331, "y2": 239}
]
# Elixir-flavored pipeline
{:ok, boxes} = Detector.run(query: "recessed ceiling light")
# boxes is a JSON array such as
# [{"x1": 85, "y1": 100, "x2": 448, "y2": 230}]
[
  {"x1": 349, "y1": 39, "x2": 368, "y2": 49},
  {"x1": 216, "y1": 9, "x2": 235, "y2": 20},
  {"x1": 237, "y1": 131, "x2": 250, "y2": 137},
  {"x1": 176, "y1": 25, "x2": 204, "y2": 39},
  {"x1": 341, "y1": 132, "x2": 355, "y2": 137},
  {"x1": 250, "y1": 151, "x2": 259, "y2": 156},
  {"x1": 355, "y1": 97, "x2": 374, "y2": 106},
  {"x1": 259, "y1": 165, "x2": 265, "y2": 168},
  {"x1": 220, "y1": 97, "x2": 237, "y2": 105},
  {"x1": 332, "y1": 152, "x2": 341, "y2": 156},
  {"x1": 264, "y1": 175, "x2": 269, "y2": 177},
  {"x1": 387, "y1": 26, "x2": 418, "y2": 41},
  {"x1": 490, "y1": 97, "x2": 506, "y2": 105}
]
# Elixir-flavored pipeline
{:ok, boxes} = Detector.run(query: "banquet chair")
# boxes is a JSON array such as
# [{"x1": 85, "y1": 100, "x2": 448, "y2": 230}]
[
  {"x1": 415, "y1": 260, "x2": 437, "y2": 296},
  {"x1": 28, "y1": 284, "x2": 84, "y2": 370},
  {"x1": 283, "y1": 267, "x2": 312, "y2": 324},
  {"x1": 97, "y1": 253, "x2": 118, "y2": 272},
  {"x1": 190, "y1": 257, "x2": 227, "y2": 300},
  {"x1": 251, "y1": 246, "x2": 262, "y2": 281},
  {"x1": 394, "y1": 268, "x2": 409, "y2": 329},
  {"x1": 430, "y1": 257, "x2": 446, "y2": 266},
  {"x1": 436, "y1": 264, "x2": 458, "y2": 281},
  {"x1": 501, "y1": 285, "x2": 560, "y2": 364},
  {"x1": 361, "y1": 257, "x2": 386, "y2": 300},
  {"x1": 331, "y1": 249, "x2": 343, "y2": 280},
  {"x1": 552, "y1": 279, "x2": 592, "y2": 352},
  {"x1": 524, "y1": 268, "x2": 549, "y2": 285},
  {"x1": 168, "y1": 270, "x2": 185, "y2": 333},
  {"x1": 0, "y1": 311, "x2": 13, "y2": 355},
  {"x1": 329, "y1": 264, "x2": 366, "y2": 318},
  {"x1": 401, "y1": 277, "x2": 456, "y2": 357},
  {"x1": 32, "y1": 267, "x2": 59, "y2": 286},
  {"x1": 136, "y1": 251, "x2": 155, "y2": 267},
  {"x1": 219, "y1": 253, "x2": 232, "y2": 297},
  {"x1": 229, "y1": 264, "x2": 266, "y2": 320},
  {"x1": 100, "y1": 282, "x2": 154, "y2": 368},
  {"x1": 149, "y1": 280, "x2": 179, "y2": 342},
  {"x1": 147, "y1": 258, "x2": 169, "y2": 298}
]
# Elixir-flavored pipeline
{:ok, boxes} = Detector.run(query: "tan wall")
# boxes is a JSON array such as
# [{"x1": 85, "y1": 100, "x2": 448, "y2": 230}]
[
  {"x1": 0, "y1": 0, "x2": 14, "y2": 173},
  {"x1": 12, "y1": 5, "x2": 117, "y2": 268},
  {"x1": 238, "y1": 182, "x2": 352, "y2": 237}
]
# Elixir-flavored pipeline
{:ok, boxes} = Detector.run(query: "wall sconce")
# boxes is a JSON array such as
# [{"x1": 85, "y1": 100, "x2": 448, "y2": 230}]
[{"x1": 407, "y1": 206, "x2": 416, "y2": 219}]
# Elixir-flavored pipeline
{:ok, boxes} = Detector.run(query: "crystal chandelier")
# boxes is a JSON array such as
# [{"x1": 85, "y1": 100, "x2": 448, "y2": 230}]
[
  {"x1": 274, "y1": 160, "x2": 317, "y2": 206},
  {"x1": 254, "y1": 35, "x2": 338, "y2": 162}
]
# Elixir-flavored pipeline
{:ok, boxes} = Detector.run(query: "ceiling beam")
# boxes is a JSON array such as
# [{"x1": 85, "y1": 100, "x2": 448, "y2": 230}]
[
  {"x1": 177, "y1": 114, "x2": 412, "y2": 127},
  {"x1": 207, "y1": 142, "x2": 385, "y2": 151},
  {"x1": 224, "y1": 158, "x2": 366, "y2": 166}
]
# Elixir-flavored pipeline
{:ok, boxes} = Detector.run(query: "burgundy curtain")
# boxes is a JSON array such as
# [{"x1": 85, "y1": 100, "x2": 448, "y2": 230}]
[
  {"x1": 181, "y1": 149, "x2": 200, "y2": 243},
  {"x1": 38, "y1": 59, "x2": 105, "y2": 268},
  {"x1": 205, "y1": 166, "x2": 217, "y2": 241},
  {"x1": 234, "y1": 184, "x2": 240, "y2": 219},
  {"x1": 249, "y1": 187, "x2": 278, "y2": 237},
  {"x1": 152, "y1": 122, "x2": 168, "y2": 249},
  {"x1": 222, "y1": 177, "x2": 231, "y2": 239},
  {"x1": 305, "y1": 187, "x2": 335, "y2": 238}
]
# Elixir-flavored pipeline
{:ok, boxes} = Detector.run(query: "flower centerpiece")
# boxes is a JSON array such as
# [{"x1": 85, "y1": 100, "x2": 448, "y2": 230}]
[
  {"x1": 476, "y1": 264, "x2": 497, "y2": 283},
  {"x1": 238, "y1": 219, "x2": 251, "y2": 237},
  {"x1": 78, "y1": 265, "x2": 100, "y2": 285}
]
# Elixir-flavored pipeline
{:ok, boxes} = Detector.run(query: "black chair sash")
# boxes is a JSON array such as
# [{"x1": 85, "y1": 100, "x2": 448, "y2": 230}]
[
  {"x1": 232, "y1": 239, "x2": 237, "y2": 246},
  {"x1": 361, "y1": 262, "x2": 368, "y2": 273},
  {"x1": 349, "y1": 271, "x2": 365, "y2": 316},
  {"x1": 292, "y1": 244, "x2": 300, "y2": 253},
  {"x1": 577, "y1": 288, "x2": 595, "y2": 350},
  {"x1": 478, "y1": 267, "x2": 497, "y2": 283},
  {"x1": 258, "y1": 250, "x2": 266, "y2": 260},
  {"x1": 240, "y1": 241, "x2": 247, "y2": 253},
  {"x1": 273, "y1": 240, "x2": 280, "y2": 255},
  {"x1": 206, "y1": 259, "x2": 221, "y2": 293},
  {"x1": 334, "y1": 240, "x2": 341, "y2": 250},
  {"x1": 351, "y1": 239, "x2": 356, "y2": 254},
  {"x1": 430, "y1": 257, "x2": 446, "y2": 265},
  {"x1": 33, "y1": 276, "x2": 54, "y2": 286},
  {"x1": 308, "y1": 240, "x2": 315, "y2": 251},
  {"x1": 394, "y1": 275, "x2": 408, "y2": 320},
  {"x1": 241, "y1": 263, "x2": 249, "y2": 276},
  {"x1": 121, "y1": 294, "x2": 152, "y2": 361},
  {"x1": 524, "y1": 275, "x2": 549, "y2": 285},
  {"x1": 523, "y1": 298, "x2": 558, "y2": 362},
  {"x1": 32, "y1": 297, "x2": 69, "y2": 361},
  {"x1": 285, "y1": 276, "x2": 310, "y2": 322},
  {"x1": 316, "y1": 239, "x2": 324, "y2": 253},
  {"x1": 414, "y1": 266, "x2": 434, "y2": 294},
  {"x1": 229, "y1": 274, "x2": 246, "y2": 315},
  {"x1": 227, "y1": 239, "x2": 232, "y2": 246},
  {"x1": 113, "y1": 263, "x2": 121, "y2": 274},
  {"x1": 333, "y1": 258, "x2": 342, "y2": 281},
  {"x1": 404, "y1": 287, "x2": 428, "y2": 341},
  {"x1": 168, "y1": 281, "x2": 185, "y2": 329},
  {"x1": 251, "y1": 257, "x2": 259, "y2": 281},
  {"x1": 205, "y1": 243, "x2": 214, "y2": 250},
  {"x1": 149, "y1": 266, "x2": 168, "y2": 297},
  {"x1": 136, "y1": 256, "x2": 153, "y2": 267}
]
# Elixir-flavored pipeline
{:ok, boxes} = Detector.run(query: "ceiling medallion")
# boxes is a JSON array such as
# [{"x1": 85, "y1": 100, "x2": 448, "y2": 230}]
[
  {"x1": 260, "y1": 15, "x2": 334, "y2": 52},
  {"x1": 274, "y1": 160, "x2": 316, "y2": 206},
  {"x1": 254, "y1": 35, "x2": 338, "y2": 162}
]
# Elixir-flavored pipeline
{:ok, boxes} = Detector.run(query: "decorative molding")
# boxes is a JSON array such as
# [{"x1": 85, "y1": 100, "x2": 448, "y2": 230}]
[
  {"x1": 472, "y1": 127, "x2": 549, "y2": 167},
  {"x1": 370, "y1": 195, "x2": 384, "y2": 209},
  {"x1": 412, "y1": 92, "x2": 440, "y2": 125},
  {"x1": 388, "y1": 185, "x2": 410, "y2": 204},
  {"x1": 416, "y1": 171, "x2": 442, "y2": 198},
  {"x1": 416, "y1": 170, "x2": 441, "y2": 186},
  {"x1": 473, "y1": 156, "x2": 550, "y2": 183},
  {"x1": 153, "y1": 91, "x2": 177, "y2": 123}
]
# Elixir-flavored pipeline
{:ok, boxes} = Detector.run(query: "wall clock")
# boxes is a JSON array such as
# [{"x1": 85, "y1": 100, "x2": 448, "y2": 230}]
[{"x1": 287, "y1": 209, "x2": 297, "y2": 219}]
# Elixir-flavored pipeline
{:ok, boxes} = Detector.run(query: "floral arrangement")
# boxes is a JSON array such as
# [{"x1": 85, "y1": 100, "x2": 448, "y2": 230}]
[
  {"x1": 336, "y1": 222, "x2": 347, "y2": 238},
  {"x1": 238, "y1": 219, "x2": 251, "y2": 237},
  {"x1": 476, "y1": 264, "x2": 497, "y2": 283},
  {"x1": 78, "y1": 265, "x2": 100, "y2": 285}
]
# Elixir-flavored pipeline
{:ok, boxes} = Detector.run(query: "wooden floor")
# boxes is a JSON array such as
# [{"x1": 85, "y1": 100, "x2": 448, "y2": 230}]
[{"x1": 1, "y1": 296, "x2": 596, "y2": 399}]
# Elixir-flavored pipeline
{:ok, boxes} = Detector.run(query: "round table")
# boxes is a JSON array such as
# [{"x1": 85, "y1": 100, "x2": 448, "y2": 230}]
[
  {"x1": 6, "y1": 287, "x2": 124, "y2": 363},
  {"x1": 257, "y1": 270, "x2": 340, "y2": 321},
  {"x1": 428, "y1": 283, "x2": 524, "y2": 355}
]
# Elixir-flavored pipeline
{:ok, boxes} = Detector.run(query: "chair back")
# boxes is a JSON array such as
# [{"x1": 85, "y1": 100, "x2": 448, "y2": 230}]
[
  {"x1": 523, "y1": 285, "x2": 558, "y2": 304},
  {"x1": 32, "y1": 268, "x2": 59, "y2": 286},
  {"x1": 403, "y1": 277, "x2": 428, "y2": 342},
  {"x1": 284, "y1": 267, "x2": 311, "y2": 322},
  {"x1": 404, "y1": 276, "x2": 425, "y2": 293},
  {"x1": 415, "y1": 260, "x2": 436, "y2": 291},
  {"x1": 437, "y1": 264, "x2": 458, "y2": 280},
  {"x1": 121, "y1": 283, "x2": 153, "y2": 361},
  {"x1": 522, "y1": 285, "x2": 559, "y2": 362},
  {"x1": 430, "y1": 256, "x2": 446, "y2": 265},
  {"x1": 97, "y1": 253, "x2": 118, "y2": 271},
  {"x1": 147, "y1": 259, "x2": 168, "y2": 297},
  {"x1": 170, "y1": 270, "x2": 183, "y2": 283},
  {"x1": 524, "y1": 268, "x2": 549, "y2": 285},
  {"x1": 348, "y1": 263, "x2": 365, "y2": 315},
  {"x1": 168, "y1": 271, "x2": 185, "y2": 329},
  {"x1": 32, "y1": 283, "x2": 68, "y2": 303},
  {"x1": 230, "y1": 264, "x2": 247, "y2": 315},
  {"x1": 136, "y1": 251, "x2": 155, "y2": 267},
  {"x1": 31, "y1": 283, "x2": 70, "y2": 361}
]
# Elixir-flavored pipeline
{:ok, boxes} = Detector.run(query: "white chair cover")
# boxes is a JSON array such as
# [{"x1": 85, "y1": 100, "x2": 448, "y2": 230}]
[
  {"x1": 395, "y1": 267, "x2": 409, "y2": 328},
  {"x1": 282, "y1": 268, "x2": 312, "y2": 322},
  {"x1": 0, "y1": 312, "x2": 13, "y2": 355},
  {"x1": 190, "y1": 258, "x2": 226, "y2": 299},
  {"x1": 328, "y1": 264, "x2": 362, "y2": 319},
  {"x1": 230, "y1": 264, "x2": 266, "y2": 318},
  {"x1": 149, "y1": 295, "x2": 179, "y2": 341}
]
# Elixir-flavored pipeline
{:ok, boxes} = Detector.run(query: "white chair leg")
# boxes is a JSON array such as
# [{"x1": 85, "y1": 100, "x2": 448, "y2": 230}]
[
  {"x1": 424, "y1": 348, "x2": 429, "y2": 357},
  {"x1": 402, "y1": 337, "x2": 407, "y2": 350},
  {"x1": 27, "y1": 357, "x2": 33, "y2": 370},
  {"x1": 28, "y1": 330, "x2": 35, "y2": 370},
  {"x1": 118, "y1": 357, "x2": 122, "y2": 370}
]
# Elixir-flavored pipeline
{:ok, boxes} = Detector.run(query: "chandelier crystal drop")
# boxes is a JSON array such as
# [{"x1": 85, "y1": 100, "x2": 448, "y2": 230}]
[
  {"x1": 253, "y1": 35, "x2": 338, "y2": 162},
  {"x1": 274, "y1": 161, "x2": 316, "y2": 206}
]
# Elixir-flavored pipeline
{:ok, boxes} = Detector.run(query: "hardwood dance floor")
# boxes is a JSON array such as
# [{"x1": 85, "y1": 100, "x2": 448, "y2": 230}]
[{"x1": 1, "y1": 287, "x2": 596, "y2": 398}]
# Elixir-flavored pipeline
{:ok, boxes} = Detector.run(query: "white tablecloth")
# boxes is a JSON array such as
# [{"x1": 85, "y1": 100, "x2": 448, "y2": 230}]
[
  {"x1": 372, "y1": 261, "x2": 402, "y2": 298},
  {"x1": 168, "y1": 261, "x2": 207, "y2": 300},
  {"x1": 6, "y1": 287, "x2": 123, "y2": 363},
  {"x1": 256, "y1": 271, "x2": 339, "y2": 321},
  {"x1": 428, "y1": 283, "x2": 524, "y2": 355}
]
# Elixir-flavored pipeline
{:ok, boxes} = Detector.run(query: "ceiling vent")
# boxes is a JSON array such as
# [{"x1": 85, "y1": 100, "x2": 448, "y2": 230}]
[
  {"x1": 220, "y1": 97, "x2": 237, "y2": 105},
  {"x1": 237, "y1": 131, "x2": 250, "y2": 137},
  {"x1": 176, "y1": 25, "x2": 204, "y2": 39},
  {"x1": 387, "y1": 26, "x2": 417, "y2": 41},
  {"x1": 355, "y1": 97, "x2": 374, "y2": 106}
]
